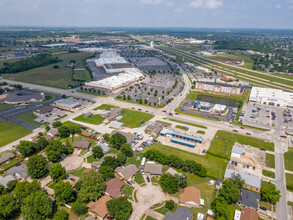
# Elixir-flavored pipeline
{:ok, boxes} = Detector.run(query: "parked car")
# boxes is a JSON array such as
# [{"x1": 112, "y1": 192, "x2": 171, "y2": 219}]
[
  {"x1": 232, "y1": 130, "x2": 238, "y2": 133},
  {"x1": 162, "y1": 110, "x2": 166, "y2": 112},
  {"x1": 280, "y1": 135, "x2": 287, "y2": 138},
  {"x1": 240, "y1": 127, "x2": 245, "y2": 129},
  {"x1": 127, "y1": 181, "x2": 132, "y2": 186},
  {"x1": 259, "y1": 206, "x2": 267, "y2": 211},
  {"x1": 131, "y1": 180, "x2": 135, "y2": 184},
  {"x1": 138, "y1": 109, "x2": 142, "y2": 111},
  {"x1": 132, "y1": 107, "x2": 135, "y2": 109},
  {"x1": 146, "y1": 176, "x2": 150, "y2": 183},
  {"x1": 246, "y1": 133, "x2": 251, "y2": 136},
  {"x1": 169, "y1": 113, "x2": 173, "y2": 116},
  {"x1": 175, "y1": 113, "x2": 179, "y2": 115}
]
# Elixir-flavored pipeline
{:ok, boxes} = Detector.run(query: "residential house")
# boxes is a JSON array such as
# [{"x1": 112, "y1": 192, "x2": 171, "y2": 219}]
[
  {"x1": 144, "y1": 162, "x2": 163, "y2": 176},
  {"x1": 0, "y1": 175, "x2": 15, "y2": 188},
  {"x1": 146, "y1": 123, "x2": 164, "y2": 135},
  {"x1": 179, "y1": 186, "x2": 204, "y2": 207},
  {"x1": 105, "y1": 178, "x2": 124, "y2": 198},
  {"x1": 105, "y1": 108, "x2": 122, "y2": 122},
  {"x1": 7, "y1": 164, "x2": 29, "y2": 180},
  {"x1": 238, "y1": 189, "x2": 261, "y2": 210},
  {"x1": 164, "y1": 207, "x2": 193, "y2": 220},
  {"x1": 47, "y1": 128, "x2": 58, "y2": 137},
  {"x1": 34, "y1": 105, "x2": 56, "y2": 116},
  {"x1": 73, "y1": 140, "x2": 91, "y2": 150},
  {"x1": 115, "y1": 164, "x2": 139, "y2": 180},
  {"x1": 87, "y1": 195, "x2": 111, "y2": 219},
  {"x1": 240, "y1": 208, "x2": 258, "y2": 220},
  {"x1": 0, "y1": 152, "x2": 15, "y2": 165},
  {"x1": 110, "y1": 130, "x2": 136, "y2": 144}
]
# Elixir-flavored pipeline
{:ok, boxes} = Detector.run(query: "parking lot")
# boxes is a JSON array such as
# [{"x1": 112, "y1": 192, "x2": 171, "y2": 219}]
[
  {"x1": 117, "y1": 73, "x2": 183, "y2": 106},
  {"x1": 128, "y1": 57, "x2": 172, "y2": 73},
  {"x1": 240, "y1": 103, "x2": 293, "y2": 131}
]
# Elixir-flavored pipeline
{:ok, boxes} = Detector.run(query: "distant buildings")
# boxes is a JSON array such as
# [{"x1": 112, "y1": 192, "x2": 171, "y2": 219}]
[
  {"x1": 195, "y1": 82, "x2": 244, "y2": 96},
  {"x1": 54, "y1": 99, "x2": 81, "y2": 110},
  {"x1": 4, "y1": 91, "x2": 44, "y2": 104},
  {"x1": 249, "y1": 87, "x2": 293, "y2": 107}
]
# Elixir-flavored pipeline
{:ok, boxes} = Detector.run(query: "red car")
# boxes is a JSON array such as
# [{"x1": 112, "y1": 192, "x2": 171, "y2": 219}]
[
  {"x1": 169, "y1": 113, "x2": 173, "y2": 116},
  {"x1": 280, "y1": 135, "x2": 287, "y2": 138},
  {"x1": 240, "y1": 127, "x2": 245, "y2": 129}
]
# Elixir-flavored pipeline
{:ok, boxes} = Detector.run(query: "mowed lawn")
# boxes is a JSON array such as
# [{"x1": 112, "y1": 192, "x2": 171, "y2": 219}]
[
  {"x1": 286, "y1": 173, "x2": 293, "y2": 191},
  {"x1": 266, "y1": 153, "x2": 275, "y2": 169},
  {"x1": 0, "y1": 121, "x2": 32, "y2": 147},
  {"x1": 284, "y1": 149, "x2": 293, "y2": 172},
  {"x1": 119, "y1": 109, "x2": 154, "y2": 128},
  {"x1": 207, "y1": 130, "x2": 274, "y2": 159},
  {"x1": 143, "y1": 143, "x2": 227, "y2": 179},
  {"x1": 0, "y1": 103, "x2": 14, "y2": 111},
  {"x1": 94, "y1": 104, "x2": 118, "y2": 110},
  {"x1": 73, "y1": 114, "x2": 104, "y2": 125},
  {"x1": 17, "y1": 112, "x2": 43, "y2": 127},
  {"x1": 3, "y1": 52, "x2": 93, "y2": 89}
]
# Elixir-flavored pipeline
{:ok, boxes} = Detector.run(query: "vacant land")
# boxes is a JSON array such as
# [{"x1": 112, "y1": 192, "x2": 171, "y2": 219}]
[
  {"x1": 94, "y1": 104, "x2": 118, "y2": 111},
  {"x1": 207, "y1": 130, "x2": 274, "y2": 159},
  {"x1": 168, "y1": 118, "x2": 207, "y2": 129},
  {"x1": 119, "y1": 109, "x2": 154, "y2": 128},
  {"x1": 262, "y1": 170, "x2": 275, "y2": 178},
  {"x1": 3, "y1": 52, "x2": 93, "y2": 89},
  {"x1": 17, "y1": 112, "x2": 43, "y2": 127},
  {"x1": 0, "y1": 121, "x2": 32, "y2": 147},
  {"x1": 73, "y1": 114, "x2": 104, "y2": 125},
  {"x1": 266, "y1": 153, "x2": 275, "y2": 169},
  {"x1": 284, "y1": 149, "x2": 293, "y2": 172},
  {"x1": 143, "y1": 143, "x2": 227, "y2": 179}
]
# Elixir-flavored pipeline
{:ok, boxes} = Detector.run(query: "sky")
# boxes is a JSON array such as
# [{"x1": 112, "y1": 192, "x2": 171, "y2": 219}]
[{"x1": 0, "y1": 0, "x2": 292, "y2": 29}]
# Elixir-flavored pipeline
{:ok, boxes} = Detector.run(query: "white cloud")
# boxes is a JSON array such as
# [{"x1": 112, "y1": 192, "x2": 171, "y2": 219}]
[
  {"x1": 276, "y1": 4, "x2": 281, "y2": 9},
  {"x1": 205, "y1": 0, "x2": 223, "y2": 9},
  {"x1": 167, "y1": 2, "x2": 174, "y2": 7},
  {"x1": 189, "y1": 0, "x2": 203, "y2": 8},
  {"x1": 140, "y1": 0, "x2": 162, "y2": 4}
]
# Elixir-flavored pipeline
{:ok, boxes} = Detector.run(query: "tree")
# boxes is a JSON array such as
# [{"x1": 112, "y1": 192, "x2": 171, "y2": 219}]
[
  {"x1": 106, "y1": 197, "x2": 132, "y2": 220},
  {"x1": 219, "y1": 180, "x2": 240, "y2": 204},
  {"x1": 45, "y1": 125, "x2": 50, "y2": 132},
  {"x1": 92, "y1": 146, "x2": 104, "y2": 159},
  {"x1": 230, "y1": 173, "x2": 245, "y2": 189},
  {"x1": 27, "y1": 155, "x2": 48, "y2": 178},
  {"x1": 103, "y1": 133, "x2": 110, "y2": 141},
  {"x1": 261, "y1": 182, "x2": 281, "y2": 204},
  {"x1": 71, "y1": 199, "x2": 87, "y2": 215},
  {"x1": 16, "y1": 140, "x2": 37, "y2": 157},
  {"x1": 174, "y1": 173, "x2": 187, "y2": 188},
  {"x1": 0, "y1": 186, "x2": 6, "y2": 196},
  {"x1": 0, "y1": 194, "x2": 20, "y2": 220},
  {"x1": 159, "y1": 174, "x2": 179, "y2": 194},
  {"x1": 116, "y1": 153, "x2": 127, "y2": 166},
  {"x1": 21, "y1": 191, "x2": 53, "y2": 220},
  {"x1": 99, "y1": 165, "x2": 115, "y2": 181},
  {"x1": 13, "y1": 180, "x2": 41, "y2": 203},
  {"x1": 165, "y1": 200, "x2": 174, "y2": 210},
  {"x1": 63, "y1": 140, "x2": 74, "y2": 154},
  {"x1": 6, "y1": 180, "x2": 17, "y2": 192},
  {"x1": 50, "y1": 164, "x2": 66, "y2": 182},
  {"x1": 53, "y1": 121, "x2": 62, "y2": 128},
  {"x1": 79, "y1": 170, "x2": 105, "y2": 202},
  {"x1": 121, "y1": 144, "x2": 133, "y2": 157},
  {"x1": 53, "y1": 209, "x2": 68, "y2": 220},
  {"x1": 45, "y1": 140, "x2": 63, "y2": 162},
  {"x1": 101, "y1": 156, "x2": 118, "y2": 169},
  {"x1": 127, "y1": 95, "x2": 131, "y2": 100},
  {"x1": 109, "y1": 133, "x2": 127, "y2": 150},
  {"x1": 36, "y1": 137, "x2": 48, "y2": 149},
  {"x1": 54, "y1": 182, "x2": 76, "y2": 204},
  {"x1": 210, "y1": 197, "x2": 229, "y2": 220},
  {"x1": 58, "y1": 126, "x2": 71, "y2": 138}
]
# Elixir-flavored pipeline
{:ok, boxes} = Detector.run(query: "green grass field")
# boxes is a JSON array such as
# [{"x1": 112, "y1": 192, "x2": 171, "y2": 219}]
[
  {"x1": 286, "y1": 173, "x2": 293, "y2": 191},
  {"x1": 119, "y1": 109, "x2": 154, "y2": 128},
  {"x1": 197, "y1": 130, "x2": 205, "y2": 134},
  {"x1": 93, "y1": 104, "x2": 118, "y2": 110},
  {"x1": 262, "y1": 170, "x2": 275, "y2": 178},
  {"x1": 86, "y1": 155, "x2": 99, "y2": 163},
  {"x1": 2, "y1": 52, "x2": 94, "y2": 89},
  {"x1": 154, "y1": 203, "x2": 179, "y2": 215},
  {"x1": 143, "y1": 143, "x2": 227, "y2": 179},
  {"x1": 207, "y1": 130, "x2": 274, "y2": 159},
  {"x1": 73, "y1": 114, "x2": 104, "y2": 125},
  {"x1": 145, "y1": 216, "x2": 157, "y2": 220},
  {"x1": 266, "y1": 153, "x2": 275, "y2": 169},
  {"x1": 284, "y1": 149, "x2": 293, "y2": 172},
  {"x1": 60, "y1": 135, "x2": 96, "y2": 147},
  {"x1": 0, "y1": 121, "x2": 32, "y2": 147},
  {"x1": 0, "y1": 103, "x2": 14, "y2": 111},
  {"x1": 122, "y1": 183, "x2": 134, "y2": 201},
  {"x1": 69, "y1": 167, "x2": 86, "y2": 178},
  {"x1": 134, "y1": 171, "x2": 145, "y2": 185},
  {"x1": 155, "y1": 120, "x2": 172, "y2": 127},
  {"x1": 17, "y1": 112, "x2": 43, "y2": 127},
  {"x1": 175, "y1": 125, "x2": 189, "y2": 130},
  {"x1": 168, "y1": 118, "x2": 207, "y2": 129},
  {"x1": 227, "y1": 204, "x2": 241, "y2": 220}
]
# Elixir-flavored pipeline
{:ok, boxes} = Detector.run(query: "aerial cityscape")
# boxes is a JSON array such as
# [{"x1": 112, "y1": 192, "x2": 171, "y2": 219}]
[{"x1": 0, "y1": 1, "x2": 292, "y2": 220}]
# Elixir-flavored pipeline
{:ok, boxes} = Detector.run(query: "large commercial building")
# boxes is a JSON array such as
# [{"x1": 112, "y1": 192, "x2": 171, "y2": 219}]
[
  {"x1": 196, "y1": 82, "x2": 243, "y2": 96},
  {"x1": 249, "y1": 87, "x2": 293, "y2": 107}
]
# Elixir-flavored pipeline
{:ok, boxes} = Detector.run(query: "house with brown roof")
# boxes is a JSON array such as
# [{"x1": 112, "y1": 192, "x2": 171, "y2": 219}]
[
  {"x1": 144, "y1": 162, "x2": 163, "y2": 176},
  {"x1": 34, "y1": 105, "x2": 56, "y2": 116},
  {"x1": 87, "y1": 195, "x2": 111, "y2": 219},
  {"x1": 0, "y1": 152, "x2": 15, "y2": 165},
  {"x1": 73, "y1": 140, "x2": 91, "y2": 150},
  {"x1": 105, "y1": 108, "x2": 122, "y2": 122},
  {"x1": 115, "y1": 164, "x2": 139, "y2": 180},
  {"x1": 47, "y1": 128, "x2": 58, "y2": 137},
  {"x1": 105, "y1": 178, "x2": 124, "y2": 198},
  {"x1": 179, "y1": 186, "x2": 204, "y2": 207},
  {"x1": 110, "y1": 130, "x2": 136, "y2": 144},
  {"x1": 44, "y1": 135, "x2": 53, "y2": 141},
  {"x1": 240, "y1": 208, "x2": 258, "y2": 220}
]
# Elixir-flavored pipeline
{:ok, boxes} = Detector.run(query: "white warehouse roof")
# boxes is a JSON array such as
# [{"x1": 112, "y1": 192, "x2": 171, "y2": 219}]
[
  {"x1": 224, "y1": 168, "x2": 261, "y2": 189},
  {"x1": 95, "y1": 51, "x2": 127, "y2": 66}
]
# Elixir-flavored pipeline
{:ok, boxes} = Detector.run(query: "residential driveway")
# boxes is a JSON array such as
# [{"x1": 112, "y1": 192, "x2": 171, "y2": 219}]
[
  {"x1": 130, "y1": 183, "x2": 166, "y2": 220},
  {"x1": 60, "y1": 149, "x2": 85, "y2": 171}
]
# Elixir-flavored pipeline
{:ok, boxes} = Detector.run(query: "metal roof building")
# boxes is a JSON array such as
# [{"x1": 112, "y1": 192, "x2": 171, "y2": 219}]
[
  {"x1": 231, "y1": 145, "x2": 243, "y2": 158},
  {"x1": 171, "y1": 138, "x2": 196, "y2": 148},
  {"x1": 224, "y1": 168, "x2": 261, "y2": 189}
]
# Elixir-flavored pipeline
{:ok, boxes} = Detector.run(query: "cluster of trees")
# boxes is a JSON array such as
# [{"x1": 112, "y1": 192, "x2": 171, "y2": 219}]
[
  {"x1": 16, "y1": 137, "x2": 48, "y2": 157},
  {"x1": 159, "y1": 173, "x2": 187, "y2": 194},
  {"x1": 144, "y1": 149, "x2": 207, "y2": 177},
  {"x1": 261, "y1": 182, "x2": 281, "y2": 204},
  {"x1": 57, "y1": 123, "x2": 81, "y2": 139},
  {"x1": 99, "y1": 154, "x2": 127, "y2": 181},
  {"x1": 80, "y1": 86, "x2": 106, "y2": 95},
  {"x1": 44, "y1": 140, "x2": 73, "y2": 162},
  {"x1": 106, "y1": 197, "x2": 132, "y2": 220},
  {"x1": 0, "y1": 53, "x2": 61, "y2": 73}
]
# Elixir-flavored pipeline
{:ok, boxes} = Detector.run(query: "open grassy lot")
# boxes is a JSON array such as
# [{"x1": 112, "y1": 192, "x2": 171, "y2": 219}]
[
  {"x1": 145, "y1": 216, "x2": 157, "y2": 220},
  {"x1": 168, "y1": 118, "x2": 207, "y2": 129},
  {"x1": 284, "y1": 148, "x2": 293, "y2": 172},
  {"x1": 0, "y1": 121, "x2": 32, "y2": 147},
  {"x1": 286, "y1": 173, "x2": 293, "y2": 191},
  {"x1": 73, "y1": 114, "x2": 104, "y2": 125},
  {"x1": 262, "y1": 170, "x2": 275, "y2": 178},
  {"x1": 126, "y1": 154, "x2": 142, "y2": 167},
  {"x1": 119, "y1": 109, "x2": 154, "y2": 128},
  {"x1": 93, "y1": 104, "x2": 118, "y2": 110},
  {"x1": 207, "y1": 130, "x2": 274, "y2": 159},
  {"x1": 266, "y1": 153, "x2": 275, "y2": 169},
  {"x1": 17, "y1": 112, "x2": 43, "y2": 127},
  {"x1": 69, "y1": 167, "x2": 86, "y2": 178},
  {"x1": 2, "y1": 52, "x2": 94, "y2": 89},
  {"x1": 0, "y1": 103, "x2": 14, "y2": 111},
  {"x1": 143, "y1": 143, "x2": 227, "y2": 179},
  {"x1": 175, "y1": 125, "x2": 189, "y2": 130}
]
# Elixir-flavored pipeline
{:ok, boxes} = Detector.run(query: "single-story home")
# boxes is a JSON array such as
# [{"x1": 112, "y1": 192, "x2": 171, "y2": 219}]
[
  {"x1": 34, "y1": 105, "x2": 56, "y2": 116},
  {"x1": 87, "y1": 195, "x2": 111, "y2": 219},
  {"x1": 105, "y1": 178, "x2": 124, "y2": 198},
  {"x1": 144, "y1": 162, "x2": 163, "y2": 176},
  {"x1": 110, "y1": 130, "x2": 136, "y2": 144},
  {"x1": 179, "y1": 186, "x2": 204, "y2": 207},
  {"x1": 0, "y1": 175, "x2": 15, "y2": 188},
  {"x1": 164, "y1": 207, "x2": 193, "y2": 220},
  {"x1": 0, "y1": 152, "x2": 15, "y2": 165},
  {"x1": 73, "y1": 140, "x2": 91, "y2": 150},
  {"x1": 238, "y1": 189, "x2": 261, "y2": 210},
  {"x1": 7, "y1": 164, "x2": 29, "y2": 180},
  {"x1": 240, "y1": 208, "x2": 258, "y2": 220},
  {"x1": 115, "y1": 164, "x2": 139, "y2": 180}
]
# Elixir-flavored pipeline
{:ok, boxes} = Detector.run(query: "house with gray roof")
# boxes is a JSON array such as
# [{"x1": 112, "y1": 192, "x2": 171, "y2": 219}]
[
  {"x1": 238, "y1": 189, "x2": 261, "y2": 210},
  {"x1": 224, "y1": 168, "x2": 261, "y2": 192},
  {"x1": 144, "y1": 162, "x2": 163, "y2": 176},
  {"x1": 0, "y1": 152, "x2": 15, "y2": 165},
  {"x1": 7, "y1": 164, "x2": 29, "y2": 180},
  {"x1": 231, "y1": 145, "x2": 243, "y2": 158},
  {"x1": 115, "y1": 164, "x2": 138, "y2": 180},
  {"x1": 0, "y1": 175, "x2": 15, "y2": 188},
  {"x1": 164, "y1": 207, "x2": 193, "y2": 220}
]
